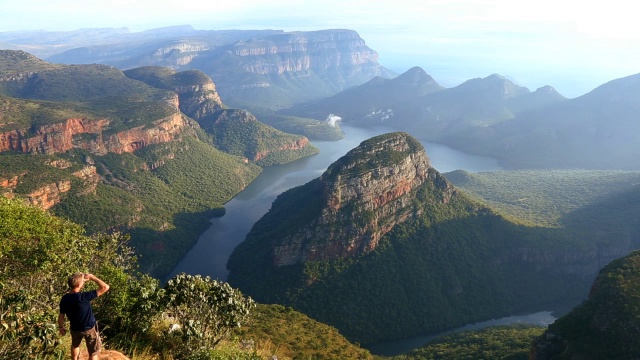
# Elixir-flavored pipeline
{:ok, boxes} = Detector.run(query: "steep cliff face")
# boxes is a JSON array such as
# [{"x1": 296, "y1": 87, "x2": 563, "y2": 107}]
[
  {"x1": 0, "y1": 112, "x2": 188, "y2": 155},
  {"x1": 228, "y1": 30, "x2": 380, "y2": 75},
  {"x1": 174, "y1": 81, "x2": 223, "y2": 119},
  {"x1": 271, "y1": 133, "x2": 444, "y2": 266},
  {"x1": 191, "y1": 29, "x2": 394, "y2": 108},
  {"x1": 123, "y1": 67, "x2": 224, "y2": 120},
  {"x1": 24, "y1": 180, "x2": 72, "y2": 210}
]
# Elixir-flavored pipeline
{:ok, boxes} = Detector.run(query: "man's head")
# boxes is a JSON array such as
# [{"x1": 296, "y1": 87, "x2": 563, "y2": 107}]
[{"x1": 68, "y1": 272, "x2": 85, "y2": 290}]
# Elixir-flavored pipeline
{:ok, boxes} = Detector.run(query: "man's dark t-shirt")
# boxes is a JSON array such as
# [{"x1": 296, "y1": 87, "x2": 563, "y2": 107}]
[{"x1": 59, "y1": 290, "x2": 98, "y2": 331}]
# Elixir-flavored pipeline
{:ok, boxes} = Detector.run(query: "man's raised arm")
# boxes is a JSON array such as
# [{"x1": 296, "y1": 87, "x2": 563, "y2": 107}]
[{"x1": 85, "y1": 273, "x2": 110, "y2": 296}]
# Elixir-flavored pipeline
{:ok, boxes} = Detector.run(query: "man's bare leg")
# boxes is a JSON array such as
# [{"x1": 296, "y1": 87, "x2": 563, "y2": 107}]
[{"x1": 71, "y1": 345, "x2": 80, "y2": 360}]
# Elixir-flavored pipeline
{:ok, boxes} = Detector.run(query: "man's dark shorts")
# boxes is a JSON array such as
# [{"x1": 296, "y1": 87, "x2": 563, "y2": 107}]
[{"x1": 70, "y1": 325, "x2": 101, "y2": 355}]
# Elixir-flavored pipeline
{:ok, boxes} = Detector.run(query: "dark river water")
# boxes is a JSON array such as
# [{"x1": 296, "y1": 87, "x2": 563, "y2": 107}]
[{"x1": 170, "y1": 124, "x2": 502, "y2": 280}]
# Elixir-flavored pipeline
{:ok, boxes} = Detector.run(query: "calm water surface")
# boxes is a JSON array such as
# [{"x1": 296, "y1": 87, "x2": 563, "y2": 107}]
[{"x1": 170, "y1": 124, "x2": 501, "y2": 280}]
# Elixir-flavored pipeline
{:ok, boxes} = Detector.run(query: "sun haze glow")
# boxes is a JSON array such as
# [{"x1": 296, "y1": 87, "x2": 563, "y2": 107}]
[{"x1": 1, "y1": 0, "x2": 638, "y2": 97}]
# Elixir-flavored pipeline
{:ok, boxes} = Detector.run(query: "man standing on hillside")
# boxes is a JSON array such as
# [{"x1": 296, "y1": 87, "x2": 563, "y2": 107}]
[{"x1": 58, "y1": 272, "x2": 110, "y2": 360}]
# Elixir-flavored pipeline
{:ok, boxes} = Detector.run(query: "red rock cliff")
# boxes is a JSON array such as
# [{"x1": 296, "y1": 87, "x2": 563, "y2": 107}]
[
  {"x1": 272, "y1": 132, "x2": 452, "y2": 266},
  {"x1": 0, "y1": 112, "x2": 188, "y2": 155}
]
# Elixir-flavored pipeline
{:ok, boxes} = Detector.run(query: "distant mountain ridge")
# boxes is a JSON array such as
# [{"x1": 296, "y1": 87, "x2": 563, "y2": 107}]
[
  {"x1": 288, "y1": 63, "x2": 640, "y2": 170},
  {"x1": 14, "y1": 27, "x2": 394, "y2": 110},
  {"x1": 446, "y1": 72, "x2": 640, "y2": 169},
  {"x1": 287, "y1": 68, "x2": 566, "y2": 142},
  {"x1": 285, "y1": 66, "x2": 443, "y2": 121}
]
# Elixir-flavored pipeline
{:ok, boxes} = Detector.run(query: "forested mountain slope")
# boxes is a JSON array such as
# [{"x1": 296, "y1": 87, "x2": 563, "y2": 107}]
[
  {"x1": 0, "y1": 50, "x2": 316, "y2": 277},
  {"x1": 228, "y1": 132, "x2": 611, "y2": 344}
]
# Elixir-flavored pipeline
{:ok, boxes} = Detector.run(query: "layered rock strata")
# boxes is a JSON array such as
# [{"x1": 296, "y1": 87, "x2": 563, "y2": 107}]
[
  {"x1": 229, "y1": 30, "x2": 381, "y2": 75},
  {"x1": 272, "y1": 132, "x2": 448, "y2": 266},
  {"x1": 0, "y1": 113, "x2": 187, "y2": 155}
]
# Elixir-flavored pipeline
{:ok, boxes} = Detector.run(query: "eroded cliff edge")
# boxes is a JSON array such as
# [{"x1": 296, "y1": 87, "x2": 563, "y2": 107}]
[{"x1": 272, "y1": 132, "x2": 445, "y2": 265}]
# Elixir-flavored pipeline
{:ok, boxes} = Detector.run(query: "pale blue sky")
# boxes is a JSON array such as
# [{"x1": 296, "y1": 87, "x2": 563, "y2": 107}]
[{"x1": 1, "y1": 0, "x2": 639, "y2": 98}]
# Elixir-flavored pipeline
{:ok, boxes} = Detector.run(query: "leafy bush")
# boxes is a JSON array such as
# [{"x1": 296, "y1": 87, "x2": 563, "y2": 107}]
[
  {"x1": 155, "y1": 274, "x2": 255, "y2": 357},
  {"x1": 0, "y1": 197, "x2": 132, "y2": 358},
  {"x1": 0, "y1": 198, "x2": 262, "y2": 359}
]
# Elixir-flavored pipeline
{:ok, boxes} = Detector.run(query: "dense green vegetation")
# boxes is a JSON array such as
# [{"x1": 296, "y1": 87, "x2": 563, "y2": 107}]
[
  {"x1": 52, "y1": 135, "x2": 261, "y2": 276},
  {"x1": 0, "y1": 95, "x2": 91, "y2": 131},
  {"x1": 445, "y1": 169, "x2": 640, "y2": 227},
  {"x1": 0, "y1": 153, "x2": 82, "y2": 193},
  {"x1": 0, "y1": 55, "x2": 177, "y2": 133},
  {"x1": 1, "y1": 126, "x2": 261, "y2": 278},
  {"x1": 533, "y1": 250, "x2": 640, "y2": 360},
  {"x1": 0, "y1": 49, "x2": 60, "y2": 74},
  {"x1": 198, "y1": 109, "x2": 319, "y2": 166},
  {"x1": 2, "y1": 63, "x2": 171, "y2": 102},
  {"x1": 445, "y1": 169, "x2": 640, "y2": 252},
  {"x1": 0, "y1": 50, "x2": 325, "y2": 281},
  {"x1": 228, "y1": 143, "x2": 640, "y2": 346},
  {"x1": 0, "y1": 197, "x2": 377, "y2": 359},
  {"x1": 392, "y1": 325, "x2": 544, "y2": 360},
  {"x1": 256, "y1": 114, "x2": 345, "y2": 141}
]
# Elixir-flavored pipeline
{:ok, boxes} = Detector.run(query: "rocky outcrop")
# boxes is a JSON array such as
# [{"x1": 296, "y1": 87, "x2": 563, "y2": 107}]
[
  {"x1": 123, "y1": 67, "x2": 223, "y2": 120},
  {"x1": 72, "y1": 165, "x2": 100, "y2": 195},
  {"x1": 174, "y1": 81, "x2": 223, "y2": 119},
  {"x1": 0, "y1": 112, "x2": 188, "y2": 155},
  {"x1": 272, "y1": 132, "x2": 444, "y2": 266},
  {"x1": 0, "y1": 175, "x2": 20, "y2": 189},
  {"x1": 25, "y1": 180, "x2": 72, "y2": 210}
]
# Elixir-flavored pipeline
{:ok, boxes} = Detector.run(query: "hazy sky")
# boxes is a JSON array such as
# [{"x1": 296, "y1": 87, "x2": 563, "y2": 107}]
[{"x1": 1, "y1": 0, "x2": 639, "y2": 98}]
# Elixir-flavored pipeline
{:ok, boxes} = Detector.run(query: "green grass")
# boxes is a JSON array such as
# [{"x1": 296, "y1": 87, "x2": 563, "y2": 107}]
[{"x1": 236, "y1": 304, "x2": 373, "y2": 359}]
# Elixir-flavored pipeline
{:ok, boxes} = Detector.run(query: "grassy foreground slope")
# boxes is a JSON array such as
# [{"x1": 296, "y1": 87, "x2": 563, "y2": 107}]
[{"x1": 0, "y1": 197, "x2": 374, "y2": 360}]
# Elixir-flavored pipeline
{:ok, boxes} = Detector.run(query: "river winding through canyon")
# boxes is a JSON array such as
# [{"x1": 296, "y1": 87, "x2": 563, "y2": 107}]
[
  {"x1": 170, "y1": 124, "x2": 502, "y2": 280},
  {"x1": 169, "y1": 124, "x2": 555, "y2": 355}
]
